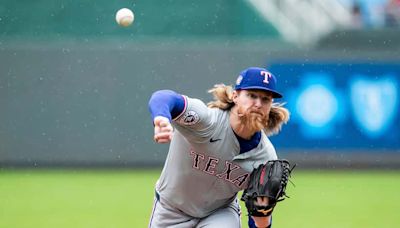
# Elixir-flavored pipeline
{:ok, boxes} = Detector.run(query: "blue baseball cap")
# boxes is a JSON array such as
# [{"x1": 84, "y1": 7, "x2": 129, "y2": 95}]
[{"x1": 234, "y1": 67, "x2": 283, "y2": 98}]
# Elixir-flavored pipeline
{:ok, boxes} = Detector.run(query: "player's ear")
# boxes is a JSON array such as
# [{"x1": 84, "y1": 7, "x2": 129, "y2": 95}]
[{"x1": 232, "y1": 90, "x2": 239, "y2": 104}]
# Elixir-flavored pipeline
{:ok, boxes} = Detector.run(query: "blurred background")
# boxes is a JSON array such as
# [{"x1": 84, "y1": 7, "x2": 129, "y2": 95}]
[{"x1": 0, "y1": 0, "x2": 399, "y2": 227}]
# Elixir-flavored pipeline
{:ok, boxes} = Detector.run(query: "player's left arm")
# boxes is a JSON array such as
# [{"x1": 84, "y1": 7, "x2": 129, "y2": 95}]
[
  {"x1": 251, "y1": 197, "x2": 272, "y2": 227},
  {"x1": 251, "y1": 217, "x2": 271, "y2": 228},
  {"x1": 242, "y1": 160, "x2": 294, "y2": 228}
]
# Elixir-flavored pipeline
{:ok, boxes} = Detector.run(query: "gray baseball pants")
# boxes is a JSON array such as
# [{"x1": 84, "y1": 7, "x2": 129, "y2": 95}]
[{"x1": 148, "y1": 192, "x2": 241, "y2": 228}]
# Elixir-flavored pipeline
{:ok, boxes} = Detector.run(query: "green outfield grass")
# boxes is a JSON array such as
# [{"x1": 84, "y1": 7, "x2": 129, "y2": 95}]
[{"x1": 0, "y1": 169, "x2": 399, "y2": 228}]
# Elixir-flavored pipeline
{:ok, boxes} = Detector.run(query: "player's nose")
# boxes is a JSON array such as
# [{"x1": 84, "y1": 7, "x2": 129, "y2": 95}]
[{"x1": 253, "y1": 98, "x2": 262, "y2": 108}]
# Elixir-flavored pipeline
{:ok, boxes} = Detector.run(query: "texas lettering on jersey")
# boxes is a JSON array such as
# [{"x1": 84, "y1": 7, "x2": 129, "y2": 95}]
[{"x1": 190, "y1": 149, "x2": 250, "y2": 188}]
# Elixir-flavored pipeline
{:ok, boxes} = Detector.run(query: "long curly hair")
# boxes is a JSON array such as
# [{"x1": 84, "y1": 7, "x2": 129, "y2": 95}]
[{"x1": 207, "y1": 84, "x2": 290, "y2": 136}]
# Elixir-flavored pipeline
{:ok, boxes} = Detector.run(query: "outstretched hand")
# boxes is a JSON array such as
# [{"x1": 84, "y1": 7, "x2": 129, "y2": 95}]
[{"x1": 153, "y1": 116, "x2": 174, "y2": 143}]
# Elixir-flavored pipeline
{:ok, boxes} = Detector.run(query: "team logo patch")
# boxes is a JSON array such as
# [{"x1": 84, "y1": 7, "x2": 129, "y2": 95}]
[
  {"x1": 180, "y1": 111, "x2": 200, "y2": 125},
  {"x1": 236, "y1": 75, "x2": 243, "y2": 85}
]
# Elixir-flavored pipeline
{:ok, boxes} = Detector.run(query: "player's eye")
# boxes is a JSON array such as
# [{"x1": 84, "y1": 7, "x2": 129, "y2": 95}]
[
  {"x1": 262, "y1": 96, "x2": 272, "y2": 103},
  {"x1": 248, "y1": 93, "x2": 258, "y2": 99}
]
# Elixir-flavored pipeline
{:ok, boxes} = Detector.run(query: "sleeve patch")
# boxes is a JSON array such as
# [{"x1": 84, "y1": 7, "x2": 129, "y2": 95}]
[{"x1": 179, "y1": 110, "x2": 200, "y2": 125}]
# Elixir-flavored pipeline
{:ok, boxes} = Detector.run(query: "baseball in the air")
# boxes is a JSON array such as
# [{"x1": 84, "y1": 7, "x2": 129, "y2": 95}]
[{"x1": 115, "y1": 8, "x2": 134, "y2": 27}]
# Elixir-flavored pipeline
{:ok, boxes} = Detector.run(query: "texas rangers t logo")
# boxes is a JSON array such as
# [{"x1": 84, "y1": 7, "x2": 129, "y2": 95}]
[{"x1": 260, "y1": 71, "x2": 272, "y2": 84}]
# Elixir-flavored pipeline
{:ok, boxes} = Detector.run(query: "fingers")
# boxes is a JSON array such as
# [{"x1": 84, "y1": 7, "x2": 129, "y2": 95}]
[
  {"x1": 255, "y1": 196, "x2": 269, "y2": 206},
  {"x1": 154, "y1": 132, "x2": 173, "y2": 143},
  {"x1": 153, "y1": 116, "x2": 173, "y2": 143}
]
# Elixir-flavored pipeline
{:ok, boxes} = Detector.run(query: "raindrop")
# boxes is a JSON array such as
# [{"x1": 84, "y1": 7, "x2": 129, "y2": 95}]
[{"x1": 62, "y1": 48, "x2": 70, "y2": 53}]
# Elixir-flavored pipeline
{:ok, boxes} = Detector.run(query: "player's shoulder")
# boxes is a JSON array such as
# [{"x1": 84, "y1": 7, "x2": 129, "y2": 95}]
[
  {"x1": 260, "y1": 133, "x2": 278, "y2": 159},
  {"x1": 208, "y1": 106, "x2": 230, "y2": 121}
]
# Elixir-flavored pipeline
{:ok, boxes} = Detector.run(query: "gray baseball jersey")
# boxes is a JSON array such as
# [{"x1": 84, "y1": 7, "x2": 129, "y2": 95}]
[{"x1": 155, "y1": 96, "x2": 278, "y2": 218}]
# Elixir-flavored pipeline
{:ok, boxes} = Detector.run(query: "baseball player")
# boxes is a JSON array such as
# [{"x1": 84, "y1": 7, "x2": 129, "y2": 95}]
[{"x1": 148, "y1": 67, "x2": 290, "y2": 228}]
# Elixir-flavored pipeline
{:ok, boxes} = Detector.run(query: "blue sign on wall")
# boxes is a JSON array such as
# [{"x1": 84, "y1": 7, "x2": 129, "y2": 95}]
[{"x1": 268, "y1": 63, "x2": 399, "y2": 151}]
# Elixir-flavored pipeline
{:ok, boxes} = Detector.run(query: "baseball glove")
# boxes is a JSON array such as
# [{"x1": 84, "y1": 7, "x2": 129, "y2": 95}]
[{"x1": 241, "y1": 159, "x2": 294, "y2": 217}]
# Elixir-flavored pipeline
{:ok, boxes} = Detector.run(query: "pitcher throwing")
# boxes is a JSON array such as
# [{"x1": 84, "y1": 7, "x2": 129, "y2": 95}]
[{"x1": 148, "y1": 67, "x2": 292, "y2": 228}]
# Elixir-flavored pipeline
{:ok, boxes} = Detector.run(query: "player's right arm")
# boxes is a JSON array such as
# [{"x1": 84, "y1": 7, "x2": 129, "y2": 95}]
[
  {"x1": 153, "y1": 116, "x2": 173, "y2": 143},
  {"x1": 149, "y1": 89, "x2": 216, "y2": 143},
  {"x1": 148, "y1": 90, "x2": 186, "y2": 143}
]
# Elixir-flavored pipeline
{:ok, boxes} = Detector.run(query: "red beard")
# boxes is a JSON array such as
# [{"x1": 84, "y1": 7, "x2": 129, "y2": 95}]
[{"x1": 237, "y1": 106, "x2": 268, "y2": 132}]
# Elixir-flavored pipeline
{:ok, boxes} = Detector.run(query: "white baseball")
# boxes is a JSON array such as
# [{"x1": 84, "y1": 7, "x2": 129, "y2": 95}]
[{"x1": 115, "y1": 8, "x2": 134, "y2": 27}]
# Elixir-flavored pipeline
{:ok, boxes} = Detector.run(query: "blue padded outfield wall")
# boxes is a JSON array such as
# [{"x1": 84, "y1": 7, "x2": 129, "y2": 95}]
[
  {"x1": 269, "y1": 63, "x2": 399, "y2": 151},
  {"x1": 0, "y1": 43, "x2": 399, "y2": 168}
]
